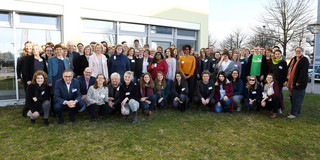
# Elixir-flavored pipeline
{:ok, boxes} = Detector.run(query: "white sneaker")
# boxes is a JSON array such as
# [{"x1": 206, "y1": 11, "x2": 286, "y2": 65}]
[
  {"x1": 27, "y1": 110, "x2": 32, "y2": 117},
  {"x1": 287, "y1": 114, "x2": 296, "y2": 119},
  {"x1": 236, "y1": 107, "x2": 241, "y2": 112}
]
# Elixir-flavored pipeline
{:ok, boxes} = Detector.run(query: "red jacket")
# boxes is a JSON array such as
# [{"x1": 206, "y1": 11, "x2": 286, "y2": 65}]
[
  {"x1": 214, "y1": 80, "x2": 234, "y2": 113},
  {"x1": 147, "y1": 60, "x2": 168, "y2": 79}
]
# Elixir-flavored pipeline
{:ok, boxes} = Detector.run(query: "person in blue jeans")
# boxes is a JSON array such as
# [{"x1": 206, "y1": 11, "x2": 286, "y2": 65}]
[
  {"x1": 214, "y1": 71, "x2": 234, "y2": 113},
  {"x1": 154, "y1": 72, "x2": 168, "y2": 109},
  {"x1": 139, "y1": 72, "x2": 156, "y2": 117}
]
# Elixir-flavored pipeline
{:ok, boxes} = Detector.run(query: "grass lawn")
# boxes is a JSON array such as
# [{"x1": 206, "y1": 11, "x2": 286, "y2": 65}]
[{"x1": 0, "y1": 91, "x2": 319, "y2": 159}]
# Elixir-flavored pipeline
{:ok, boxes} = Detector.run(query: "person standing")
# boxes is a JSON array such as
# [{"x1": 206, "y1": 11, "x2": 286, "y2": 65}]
[
  {"x1": 248, "y1": 46, "x2": 267, "y2": 82},
  {"x1": 285, "y1": 47, "x2": 309, "y2": 119},
  {"x1": 108, "y1": 44, "x2": 130, "y2": 80}
]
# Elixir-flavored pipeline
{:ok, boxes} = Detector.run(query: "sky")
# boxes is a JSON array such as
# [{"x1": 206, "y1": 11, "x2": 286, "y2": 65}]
[{"x1": 209, "y1": 0, "x2": 318, "y2": 46}]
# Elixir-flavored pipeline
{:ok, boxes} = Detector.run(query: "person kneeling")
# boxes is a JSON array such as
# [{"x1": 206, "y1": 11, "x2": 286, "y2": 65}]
[
  {"x1": 154, "y1": 72, "x2": 168, "y2": 109},
  {"x1": 194, "y1": 70, "x2": 215, "y2": 111},
  {"x1": 173, "y1": 72, "x2": 189, "y2": 112},
  {"x1": 214, "y1": 71, "x2": 234, "y2": 113},
  {"x1": 120, "y1": 71, "x2": 140, "y2": 123},
  {"x1": 261, "y1": 74, "x2": 284, "y2": 119},
  {"x1": 26, "y1": 71, "x2": 50, "y2": 126},
  {"x1": 54, "y1": 69, "x2": 85, "y2": 124},
  {"x1": 86, "y1": 74, "x2": 110, "y2": 121},
  {"x1": 139, "y1": 73, "x2": 156, "y2": 117}
]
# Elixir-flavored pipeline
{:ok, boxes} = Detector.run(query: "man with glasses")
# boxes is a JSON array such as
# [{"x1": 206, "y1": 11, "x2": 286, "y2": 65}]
[
  {"x1": 77, "y1": 67, "x2": 96, "y2": 112},
  {"x1": 285, "y1": 47, "x2": 309, "y2": 119},
  {"x1": 54, "y1": 69, "x2": 85, "y2": 124}
]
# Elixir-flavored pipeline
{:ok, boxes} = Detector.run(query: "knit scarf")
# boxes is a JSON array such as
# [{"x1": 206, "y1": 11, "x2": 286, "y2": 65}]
[
  {"x1": 287, "y1": 56, "x2": 303, "y2": 95},
  {"x1": 272, "y1": 57, "x2": 283, "y2": 65}
]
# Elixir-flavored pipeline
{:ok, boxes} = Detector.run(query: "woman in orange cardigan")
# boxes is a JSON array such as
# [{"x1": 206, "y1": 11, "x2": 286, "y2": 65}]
[{"x1": 179, "y1": 44, "x2": 196, "y2": 102}]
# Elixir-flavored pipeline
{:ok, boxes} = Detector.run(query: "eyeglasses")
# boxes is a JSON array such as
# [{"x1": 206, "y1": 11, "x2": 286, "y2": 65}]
[{"x1": 249, "y1": 79, "x2": 255, "y2": 81}]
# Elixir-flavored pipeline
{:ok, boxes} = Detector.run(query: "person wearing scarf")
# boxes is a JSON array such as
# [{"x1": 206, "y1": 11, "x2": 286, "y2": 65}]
[
  {"x1": 285, "y1": 47, "x2": 309, "y2": 119},
  {"x1": 269, "y1": 50, "x2": 288, "y2": 108}
]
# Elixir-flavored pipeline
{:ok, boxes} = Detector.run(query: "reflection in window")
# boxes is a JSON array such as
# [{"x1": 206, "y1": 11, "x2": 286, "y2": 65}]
[
  {"x1": 177, "y1": 39, "x2": 196, "y2": 51},
  {"x1": 82, "y1": 33, "x2": 115, "y2": 46},
  {"x1": 177, "y1": 29, "x2": 196, "y2": 37},
  {"x1": 20, "y1": 14, "x2": 57, "y2": 25},
  {"x1": 83, "y1": 19, "x2": 114, "y2": 30},
  {"x1": 151, "y1": 41, "x2": 171, "y2": 52},
  {"x1": 118, "y1": 35, "x2": 146, "y2": 47},
  {"x1": 0, "y1": 12, "x2": 9, "y2": 21},
  {"x1": 151, "y1": 26, "x2": 172, "y2": 35},
  {"x1": 0, "y1": 28, "x2": 17, "y2": 100},
  {"x1": 120, "y1": 23, "x2": 146, "y2": 33}
]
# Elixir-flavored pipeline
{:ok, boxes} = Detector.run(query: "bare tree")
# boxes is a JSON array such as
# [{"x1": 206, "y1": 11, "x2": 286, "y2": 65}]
[
  {"x1": 208, "y1": 33, "x2": 218, "y2": 48},
  {"x1": 219, "y1": 28, "x2": 247, "y2": 50},
  {"x1": 260, "y1": 0, "x2": 314, "y2": 56},
  {"x1": 247, "y1": 25, "x2": 277, "y2": 49}
]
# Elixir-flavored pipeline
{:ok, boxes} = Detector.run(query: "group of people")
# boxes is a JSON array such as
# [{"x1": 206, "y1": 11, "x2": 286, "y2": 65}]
[{"x1": 17, "y1": 39, "x2": 309, "y2": 126}]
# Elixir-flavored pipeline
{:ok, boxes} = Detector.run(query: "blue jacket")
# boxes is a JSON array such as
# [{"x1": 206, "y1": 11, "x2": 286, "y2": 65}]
[
  {"x1": 48, "y1": 56, "x2": 70, "y2": 83},
  {"x1": 54, "y1": 78, "x2": 81, "y2": 105},
  {"x1": 108, "y1": 53, "x2": 130, "y2": 78},
  {"x1": 77, "y1": 76, "x2": 96, "y2": 95},
  {"x1": 232, "y1": 80, "x2": 244, "y2": 95}
]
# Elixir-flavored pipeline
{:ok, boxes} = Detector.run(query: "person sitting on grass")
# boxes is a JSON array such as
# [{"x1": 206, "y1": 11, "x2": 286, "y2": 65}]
[
  {"x1": 120, "y1": 71, "x2": 140, "y2": 123},
  {"x1": 193, "y1": 70, "x2": 215, "y2": 111},
  {"x1": 86, "y1": 74, "x2": 110, "y2": 121},
  {"x1": 244, "y1": 75, "x2": 262, "y2": 111},
  {"x1": 154, "y1": 71, "x2": 168, "y2": 109},
  {"x1": 261, "y1": 73, "x2": 284, "y2": 119},
  {"x1": 172, "y1": 72, "x2": 189, "y2": 112},
  {"x1": 139, "y1": 72, "x2": 156, "y2": 117},
  {"x1": 54, "y1": 69, "x2": 85, "y2": 124},
  {"x1": 26, "y1": 70, "x2": 50, "y2": 126},
  {"x1": 214, "y1": 71, "x2": 234, "y2": 113}
]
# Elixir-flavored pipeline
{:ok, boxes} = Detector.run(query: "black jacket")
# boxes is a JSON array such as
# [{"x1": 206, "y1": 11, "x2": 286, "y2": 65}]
[
  {"x1": 173, "y1": 82, "x2": 189, "y2": 97},
  {"x1": 120, "y1": 81, "x2": 139, "y2": 102},
  {"x1": 287, "y1": 56, "x2": 309, "y2": 90},
  {"x1": 26, "y1": 84, "x2": 50, "y2": 112},
  {"x1": 197, "y1": 56, "x2": 211, "y2": 78},
  {"x1": 269, "y1": 60, "x2": 288, "y2": 86},
  {"x1": 108, "y1": 83, "x2": 122, "y2": 106},
  {"x1": 23, "y1": 56, "x2": 47, "y2": 82},
  {"x1": 76, "y1": 55, "x2": 89, "y2": 76},
  {"x1": 244, "y1": 84, "x2": 262, "y2": 101},
  {"x1": 17, "y1": 55, "x2": 30, "y2": 80},
  {"x1": 196, "y1": 80, "x2": 215, "y2": 99},
  {"x1": 67, "y1": 51, "x2": 80, "y2": 76}
]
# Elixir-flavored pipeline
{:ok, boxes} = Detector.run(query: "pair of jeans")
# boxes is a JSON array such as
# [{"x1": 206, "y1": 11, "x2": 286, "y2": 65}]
[
  {"x1": 186, "y1": 75, "x2": 194, "y2": 102},
  {"x1": 290, "y1": 88, "x2": 306, "y2": 116},
  {"x1": 193, "y1": 96, "x2": 215, "y2": 108},
  {"x1": 155, "y1": 94, "x2": 165, "y2": 108},
  {"x1": 166, "y1": 79, "x2": 173, "y2": 104},
  {"x1": 87, "y1": 104, "x2": 111, "y2": 119},
  {"x1": 141, "y1": 94, "x2": 156, "y2": 111},
  {"x1": 173, "y1": 94, "x2": 189, "y2": 109},
  {"x1": 54, "y1": 102, "x2": 81, "y2": 122},
  {"x1": 245, "y1": 98, "x2": 257, "y2": 109}
]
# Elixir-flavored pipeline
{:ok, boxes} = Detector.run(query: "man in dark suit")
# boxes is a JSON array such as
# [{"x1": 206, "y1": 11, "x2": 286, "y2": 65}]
[
  {"x1": 67, "y1": 41, "x2": 80, "y2": 77},
  {"x1": 77, "y1": 67, "x2": 96, "y2": 112},
  {"x1": 54, "y1": 69, "x2": 85, "y2": 124}
]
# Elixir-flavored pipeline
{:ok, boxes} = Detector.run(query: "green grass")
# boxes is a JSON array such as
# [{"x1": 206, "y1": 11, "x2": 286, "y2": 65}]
[{"x1": 0, "y1": 91, "x2": 319, "y2": 159}]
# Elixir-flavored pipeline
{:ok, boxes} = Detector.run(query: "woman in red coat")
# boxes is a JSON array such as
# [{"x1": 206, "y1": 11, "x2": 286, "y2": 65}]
[
  {"x1": 214, "y1": 71, "x2": 234, "y2": 113},
  {"x1": 147, "y1": 52, "x2": 168, "y2": 79}
]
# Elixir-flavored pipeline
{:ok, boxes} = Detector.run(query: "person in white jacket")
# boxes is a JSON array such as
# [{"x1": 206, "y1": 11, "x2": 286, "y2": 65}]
[{"x1": 89, "y1": 43, "x2": 109, "y2": 81}]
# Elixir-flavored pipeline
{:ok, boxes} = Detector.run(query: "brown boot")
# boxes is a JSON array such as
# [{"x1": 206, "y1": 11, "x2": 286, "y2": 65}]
[
  {"x1": 269, "y1": 112, "x2": 278, "y2": 119},
  {"x1": 148, "y1": 111, "x2": 153, "y2": 117}
]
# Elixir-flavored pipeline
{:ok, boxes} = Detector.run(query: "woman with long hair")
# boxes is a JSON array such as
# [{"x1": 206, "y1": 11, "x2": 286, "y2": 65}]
[
  {"x1": 244, "y1": 75, "x2": 262, "y2": 111},
  {"x1": 127, "y1": 47, "x2": 138, "y2": 82},
  {"x1": 239, "y1": 48, "x2": 248, "y2": 84},
  {"x1": 196, "y1": 48, "x2": 210, "y2": 80},
  {"x1": 165, "y1": 48, "x2": 176, "y2": 104},
  {"x1": 154, "y1": 72, "x2": 168, "y2": 109},
  {"x1": 26, "y1": 71, "x2": 50, "y2": 125},
  {"x1": 231, "y1": 70, "x2": 244, "y2": 111},
  {"x1": 217, "y1": 50, "x2": 235, "y2": 78},
  {"x1": 139, "y1": 72, "x2": 156, "y2": 117},
  {"x1": 209, "y1": 51, "x2": 220, "y2": 83},
  {"x1": 173, "y1": 47, "x2": 180, "y2": 72},
  {"x1": 214, "y1": 71, "x2": 234, "y2": 113},
  {"x1": 89, "y1": 43, "x2": 109, "y2": 80},
  {"x1": 86, "y1": 74, "x2": 110, "y2": 121},
  {"x1": 172, "y1": 72, "x2": 189, "y2": 112},
  {"x1": 77, "y1": 45, "x2": 92, "y2": 76},
  {"x1": 147, "y1": 52, "x2": 168, "y2": 79},
  {"x1": 261, "y1": 74, "x2": 284, "y2": 118},
  {"x1": 18, "y1": 41, "x2": 33, "y2": 94},
  {"x1": 231, "y1": 52, "x2": 242, "y2": 77}
]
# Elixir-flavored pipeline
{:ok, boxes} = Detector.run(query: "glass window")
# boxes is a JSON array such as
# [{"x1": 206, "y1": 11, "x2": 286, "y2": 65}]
[
  {"x1": 177, "y1": 39, "x2": 197, "y2": 51},
  {"x1": 177, "y1": 29, "x2": 196, "y2": 37},
  {"x1": 0, "y1": 12, "x2": 9, "y2": 21},
  {"x1": 151, "y1": 41, "x2": 171, "y2": 52},
  {"x1": 20, "y1": 14, "x2": 57, "y2": 25},
  {"x1": 120, "y1": 23, "x2": 146, "y2": 32},
  {"x1": 118, "y1": 35, "x2": 147, "y2": 47},
  {"x1": 83, "y1": 19, "x2": 114, "y2": 30},
  {"x1": 0, "y1": 28, "x2": 17, "y2": 100},
  {"x1": 82, "y1": 33, "x2": 115, "y2": 46},
  {"x1": 151, "y1": 26, "x2": 172, "y2": 35}
]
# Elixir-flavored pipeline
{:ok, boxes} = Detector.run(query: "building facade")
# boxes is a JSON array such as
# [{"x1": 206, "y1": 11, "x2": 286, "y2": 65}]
[{"x1": 0, "y1": 0, "x2": 209, "y2": 105}]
